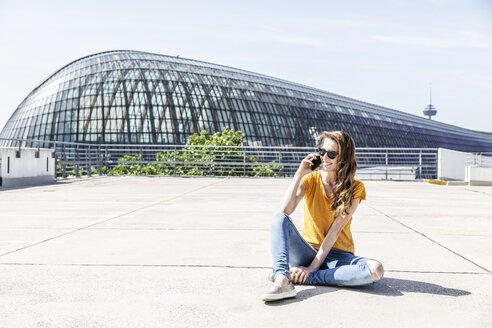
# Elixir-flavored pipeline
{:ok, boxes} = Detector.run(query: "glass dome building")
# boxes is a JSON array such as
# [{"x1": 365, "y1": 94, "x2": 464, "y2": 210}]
[{"x1": 1, "y1": 50, "x2": 491, "y2": 151}]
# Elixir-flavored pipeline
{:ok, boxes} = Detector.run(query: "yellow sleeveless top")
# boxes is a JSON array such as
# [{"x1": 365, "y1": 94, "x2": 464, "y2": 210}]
[{"x1": 300, "y1": 171, "x2": 366, "y2": 254}]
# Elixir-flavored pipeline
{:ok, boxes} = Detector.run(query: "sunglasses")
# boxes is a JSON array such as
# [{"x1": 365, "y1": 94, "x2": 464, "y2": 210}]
[{"x1": 317, "y1": 147, "x2": 338, "y2": 159}]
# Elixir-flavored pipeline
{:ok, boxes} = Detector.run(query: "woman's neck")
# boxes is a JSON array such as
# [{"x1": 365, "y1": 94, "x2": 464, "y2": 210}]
[{"x1": 321, "y1": 170, "x2": 337, "y2": 185}]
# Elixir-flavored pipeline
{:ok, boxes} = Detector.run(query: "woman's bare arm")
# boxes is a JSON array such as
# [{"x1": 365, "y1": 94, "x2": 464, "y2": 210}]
[
  {"x1": 279, "y1": 153, "x2": 318, "y2": 215},
  {"x1": 279, "y1": 173, "x2": 305, "y2": 215}
]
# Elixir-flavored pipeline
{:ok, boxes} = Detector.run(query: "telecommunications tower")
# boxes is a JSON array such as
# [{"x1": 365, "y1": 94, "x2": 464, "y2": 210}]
[{"x1": 423, "y1": 85, "x2": 437, "y2": 120}]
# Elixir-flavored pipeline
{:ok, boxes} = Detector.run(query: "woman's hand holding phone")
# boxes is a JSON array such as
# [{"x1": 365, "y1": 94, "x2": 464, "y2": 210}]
[{"x1": 297, "y1": 153, "x2": 321, "y2": 176}]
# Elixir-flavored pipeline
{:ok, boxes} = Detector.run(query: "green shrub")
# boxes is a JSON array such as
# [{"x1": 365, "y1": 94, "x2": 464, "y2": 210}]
[
  {"x1": 56, "y1": 162, "x2": 84, "y2": 177},
  {"x1": 109, "y1": 154, "x2": 144, "y2": 175}
]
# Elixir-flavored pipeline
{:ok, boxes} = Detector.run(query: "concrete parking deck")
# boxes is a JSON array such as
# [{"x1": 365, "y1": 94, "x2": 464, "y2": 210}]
[{"x1": 0, "y1": 176, "x2": 491, "y2": 327}]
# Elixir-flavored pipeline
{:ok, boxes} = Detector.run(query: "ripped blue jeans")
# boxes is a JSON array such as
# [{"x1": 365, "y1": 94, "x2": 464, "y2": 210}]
[{"x1": 271, "y1": 212, "x2": 375, "y2": 286}]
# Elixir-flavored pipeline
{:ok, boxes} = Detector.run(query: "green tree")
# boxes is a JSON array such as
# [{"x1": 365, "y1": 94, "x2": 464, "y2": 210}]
[
  {"x1": 100, "y1": 127, "x2": 282, "y2": 177},
  {"x1": 183, "y1": 127, "x2": 282, "y2": 177}
]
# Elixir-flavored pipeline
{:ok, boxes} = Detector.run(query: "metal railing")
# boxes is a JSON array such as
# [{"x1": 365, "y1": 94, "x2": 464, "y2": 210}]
[
  {"x1": 467, "y1": 152, "x2": 492, "y2": 168},
  {"x1": 356, "y1": 148, "x2": 437, "y2": 180},
  {"x1": 0, "y1": 138, "x2": 439, "y2": 179}
]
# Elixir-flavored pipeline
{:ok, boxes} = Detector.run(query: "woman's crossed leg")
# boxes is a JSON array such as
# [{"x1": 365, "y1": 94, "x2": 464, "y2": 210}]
[{"x1": 271, "y1": 212, "x2": 384, "y2": 287}]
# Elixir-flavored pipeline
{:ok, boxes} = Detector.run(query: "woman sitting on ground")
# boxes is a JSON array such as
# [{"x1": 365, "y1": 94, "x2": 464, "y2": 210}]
[{"x1": 262, "y1": 131, "x2": 384, "y2": 302}]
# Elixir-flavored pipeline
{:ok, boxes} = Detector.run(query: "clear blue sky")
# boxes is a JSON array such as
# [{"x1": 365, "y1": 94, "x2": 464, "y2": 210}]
[{"x1": 1, "y1": 0, "x2": 491, "y2": 132}]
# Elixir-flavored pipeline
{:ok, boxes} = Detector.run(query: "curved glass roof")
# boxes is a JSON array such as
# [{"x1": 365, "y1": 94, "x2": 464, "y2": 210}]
[{"x1": 1, "y1": 50, "x2": 491, "y2": 151}]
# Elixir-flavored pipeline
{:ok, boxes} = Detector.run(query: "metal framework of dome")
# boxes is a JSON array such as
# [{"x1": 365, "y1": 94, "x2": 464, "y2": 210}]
[{"x1": 1, "y1": 50, "x2": 491, "y2": 152}]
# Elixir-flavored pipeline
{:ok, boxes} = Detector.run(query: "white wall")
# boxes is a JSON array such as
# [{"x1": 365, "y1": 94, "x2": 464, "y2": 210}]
[
  {"x1": 0, "y1": 147, "x2": 55, "y2": 188},
  {"x1": 438, "y1": 148, "x2": 469, "y2": 181},
  {"x1": 466, "y1": 166, "x2": 492, "y2": 186}
]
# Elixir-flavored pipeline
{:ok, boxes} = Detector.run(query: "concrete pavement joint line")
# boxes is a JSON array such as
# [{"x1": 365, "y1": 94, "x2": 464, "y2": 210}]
[
  {"x1": 0, "y1": 263, "x2": 489, "y2": 275},
  {"x1": 81, "y1": 228, "x2": 412, "y2": 234},
  {"x1": 366, "y1": 204, "x2": 490, "y2": 273},
  {"x1": 90, "y1": 227, "x2": 270, "y2": 231},
  {"x1": 0, "y1": 227, "x2": 271, "y2": 231},
  {"x1": 386, "y1": 270, "x2": 490, "y2": 275},
  {"x1": 0, "y1": 227, "x2": 419, "y2": 234},
  {"x1": 0, "y1": 262, "x2": 271, "y2": 269},
  {"x1": 0, "y1": 179, "x2": 226, "y2": 258},
  {"x1": 464, "y1": 188, "x2": 491, "y2": 196}
]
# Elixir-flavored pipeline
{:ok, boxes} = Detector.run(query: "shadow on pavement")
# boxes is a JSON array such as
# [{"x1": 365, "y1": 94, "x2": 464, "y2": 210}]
[
  {"x1": 265, "y1": 277, "x2": 471, "y2": 305},
  {"x1": 353, "y1": 277, "x2": 471, "y2": 297}
]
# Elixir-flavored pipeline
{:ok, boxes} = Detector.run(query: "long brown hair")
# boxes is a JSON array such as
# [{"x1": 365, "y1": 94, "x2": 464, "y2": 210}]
[{"x1": 317, "y1": 131, "x2": 357, "y2": 218}]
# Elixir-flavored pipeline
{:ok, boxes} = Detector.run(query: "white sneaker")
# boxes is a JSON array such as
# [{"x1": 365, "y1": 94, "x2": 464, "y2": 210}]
[{"x1": 261, "y1": 282, "x2": 296, "y2": 302}]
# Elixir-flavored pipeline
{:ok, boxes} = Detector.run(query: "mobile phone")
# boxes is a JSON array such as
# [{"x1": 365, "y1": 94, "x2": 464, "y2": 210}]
[{"x1": 310, "y1": 155, "x2": 321, "y2": 170}]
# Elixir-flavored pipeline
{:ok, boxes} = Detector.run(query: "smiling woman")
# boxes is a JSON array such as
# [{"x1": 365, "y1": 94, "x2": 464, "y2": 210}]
[{"x1": 261, "y1": 130, "x2": 384, "y2": 302}]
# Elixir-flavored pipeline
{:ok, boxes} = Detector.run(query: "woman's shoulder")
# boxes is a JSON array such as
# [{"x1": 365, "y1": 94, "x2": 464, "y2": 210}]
[
  {"x1": 352, "y1": 178, "x2": 366, "y2": 200},
  {"x1": 353, "y1": 178, "x2": 364, "y2": 187},
  {"x1": 301, "y1": 171, "x2": 321, "y2": 198},
  {"x1": 301, "y1": 170, "x2": 321, "y2": 184}
]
